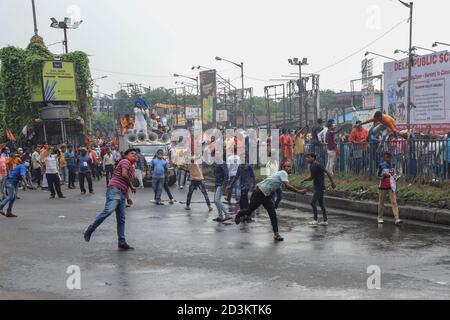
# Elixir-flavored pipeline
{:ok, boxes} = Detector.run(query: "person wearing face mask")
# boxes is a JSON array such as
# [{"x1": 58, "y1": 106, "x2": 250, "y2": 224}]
[
  {"x1": 83, "y1": 149, "x2": 137, "y2": 251},
  {"x1": 0, "y1": 159, "x2": 29, "y2": 218},
  {"x1": 42, "y1": 147, "x2": 65, "y2": 199}
]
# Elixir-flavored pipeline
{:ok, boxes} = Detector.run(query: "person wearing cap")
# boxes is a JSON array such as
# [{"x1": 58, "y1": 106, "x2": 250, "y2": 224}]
[
  {"x1": 377, "y1": 151, "x2": 402, "y2": 226},
  {"x1": 0, "y1": 158, "x2": 30, "y2": 218},
  {"x1": 84, "y1": 148, "x2": 137, "y2": 251}
]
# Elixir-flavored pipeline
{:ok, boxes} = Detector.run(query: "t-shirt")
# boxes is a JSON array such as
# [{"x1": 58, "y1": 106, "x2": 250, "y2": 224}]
[
  {"x1": 311, "y1": 124, "x2": 323, "y2": 144},
  {"x1": 103, "y1": 153, "x2": 115, "y2": 166},
  {"x1": 325, "y1": 130, "x2": 337, "y2": 151},
  {"x1": 31, "y1": 151, "x2": 41, "y2": 170},
  {"x1": 0, "y1": 156, "x2": 7, "y2": 177},
  {"x1": 309, "y1": 162, "x2": 326, "y2": 191},
  {"x1": 280, "y1": 135, "x2": 294, "y2": 159},
  {"x1": 294, "y1": 134, "x2": 305, "y2": 154},
  {"x1": 77, "y1": 156, "x2": 92, "y2": 173},
  {"x1": 59, "y1": 153, "x2": 67, "y2": 167},
  {"x1": 6, "y1": 164, "x2": 27, "y2": 184},
  {"x1": 368, "y1": 114, "x2": 397, "y2": 133},
  {"x1": 44, "y1": 155, "x2": 59, "y2": 174},
  {"x1": 188, "y1": 164, "x2": 204, "y2": 181},
  {"x1": 227, "y1": 155, "x2": 241, "y2": 177},
  {"x1": 150, "y1": 158, "x2": 168, "y2": 178},
  {"x1": 65, "y1": 150, "x2": 75, "y2": 167},
  {"x1": 257, "y1": 170, "x2": 289, "y2": 196},
  {"x1": 109, "y1": 159, "x2": 134, "y2": 195}
]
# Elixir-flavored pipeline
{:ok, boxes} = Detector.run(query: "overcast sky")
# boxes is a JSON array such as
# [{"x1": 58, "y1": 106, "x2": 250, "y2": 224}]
[{"x1": 1, "y1": 0, "x2": 449, "y2": 96}]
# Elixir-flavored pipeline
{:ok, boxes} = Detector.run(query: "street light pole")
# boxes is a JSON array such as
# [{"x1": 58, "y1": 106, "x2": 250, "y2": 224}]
[
  {"x1": 63, "y1": 26, "x2": 68, "y2": 53},
  {"x1": 240, "y1": 62, "x2": 245, "y2": 129},
  {"x1": 215, "y1": 56, "x2": 246, "y2": 128},
  {"x1": 406, "y1": 1, "x2": 414, "y2": 132},
  {"x1": 299, "y1": 63, "x2": 303, "y2": 127},
  {"x1": 31, "y1": 0, "x2": 38, "y2": 36}
]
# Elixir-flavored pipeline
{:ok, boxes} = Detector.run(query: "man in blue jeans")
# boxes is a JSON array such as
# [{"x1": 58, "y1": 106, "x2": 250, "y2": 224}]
[
  {"x1": 0, "y1": 159, "x2": 30, "y2": 218},
  {"x1": 150, "y1": 149, "x2": 168, "y2": 205},
  {"x1": 83, "y1": 149, "x2": 137, "y2": 250}
]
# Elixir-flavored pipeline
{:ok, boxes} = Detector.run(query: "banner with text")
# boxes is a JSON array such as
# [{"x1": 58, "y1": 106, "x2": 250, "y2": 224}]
[
  {"x1": 200, "y1": 70, "x2": 217, "y2": 127},
  {"x1": 384, "y1": 51, "x2": 450, "y2": 134}
]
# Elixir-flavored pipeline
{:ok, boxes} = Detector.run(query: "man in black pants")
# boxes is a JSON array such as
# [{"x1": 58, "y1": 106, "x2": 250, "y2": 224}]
[
  {"x1": 235, "y1": 161, "x2": 306, "y2": 241},
  {"x1": 301, "y1": 153, "x2": 336, "y2": 226}
]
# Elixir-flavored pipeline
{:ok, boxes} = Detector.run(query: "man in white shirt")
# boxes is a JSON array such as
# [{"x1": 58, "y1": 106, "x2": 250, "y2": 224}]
[
  {"x1": 43, "y1": 147, "x2": 65, "y2": 199},
  {"x1": 226, "y1": 151, "x2": 241, "y2": 203}
]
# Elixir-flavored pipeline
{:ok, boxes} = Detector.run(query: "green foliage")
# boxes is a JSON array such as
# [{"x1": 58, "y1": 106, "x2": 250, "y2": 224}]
[
  {"x1": 91, "y1": 112, "x2": 114, "y2": 134},
  {"x1": 0, "y1": 46, "x2": 31, "y2": 142},
  {"x1": 0, "y1": 35, "x2": 93, "y2": 140},
  {"x1": 62, "y1": 51, "x2": 93, "y2": 132}
]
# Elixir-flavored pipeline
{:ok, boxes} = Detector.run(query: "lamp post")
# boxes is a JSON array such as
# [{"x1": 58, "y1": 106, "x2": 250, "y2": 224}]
[
  {"x1": 397, "y1": 0, "x2": 414, "y2": 132},
  {"x1": 215, "y1": 56, "x2": 245, "y2": 128},
  {"x1": 174, "y1": 73, "x2": 199, "y2": 123},
  {"x1": 288, "y1": 57, "x2": 308, "y2": 127},
  {"x1": 50, "y1": 17, "x2": 83, "y2": 54},
  {"x1": 412, "y1": 46, "x2": 436, "y2": 53},
  {"x1": 432, "y1": 41, "x2": 450, "y2": 48},
  {"x1": 31, "y1": 0, "x2": 38, "y2": 36},
  {"x1": 364, "y1": 51, "x2": 397, "y2": 61}
]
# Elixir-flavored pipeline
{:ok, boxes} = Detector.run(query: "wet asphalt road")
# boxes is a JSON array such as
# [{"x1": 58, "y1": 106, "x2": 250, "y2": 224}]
[{"x1": 0, "y1": 180, "x2": 449, "y2": 300}]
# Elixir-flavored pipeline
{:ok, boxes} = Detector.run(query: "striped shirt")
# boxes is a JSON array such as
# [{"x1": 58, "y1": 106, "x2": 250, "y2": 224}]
[
  {"x1": 44, "y1": 155, "x2": 59, "y2": 174},
  {"x1": 109, "y1": 159, "x2": 134, "y2": 195}
]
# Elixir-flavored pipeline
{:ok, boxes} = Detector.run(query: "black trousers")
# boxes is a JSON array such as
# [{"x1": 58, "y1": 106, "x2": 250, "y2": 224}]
[
  {"x1": 79, "y1": 172, "x2": 93, "y2": 193},
  {"x1": 240, "y1": 188, "x2": 249, "y2": 210},
  {"x1": 68, "y1": 166, "x2": 76, "y2": 187},
  {"x1": 46, "y1": 173, "x2": 63, "y2": 197},
  {"x1": 238, "y1": 189, "x2": 278, "y2": 233},
  {"x1": 186, "y1": 180, "x2": 210, "y2": 207},
  {"x1": 164, "y1": 180, "x2": 173, "y2": 200},
  {"x1": 104, "y1": 165, "x2": 114, "y2": 185},
  {"x1": 311, "y1": 189, "x2": 327, "y2": 221},
  {"x1": 32, "y1": 168, "x2": 42, "y2": 187}
]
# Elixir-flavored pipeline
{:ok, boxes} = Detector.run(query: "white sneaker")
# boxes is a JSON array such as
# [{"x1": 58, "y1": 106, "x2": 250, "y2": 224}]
[
  {"x1": 309, "y1": 220, "x2": 319, "y2": 226},
  {"x1": 378, "y1": 218, "x2": 384, "y2": 224},
  {"x1": 180, "y1": 186, "x2": 184, "y2": 190},
  {"x1": 395, "y1": 219, "x2": 403, "y2": 226},
  {"x1": 318, "y1": 221, "x2": 329, "y2": 226}
]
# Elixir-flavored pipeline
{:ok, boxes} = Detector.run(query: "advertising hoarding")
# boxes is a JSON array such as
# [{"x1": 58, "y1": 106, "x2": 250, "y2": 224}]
[
  {"x1": 384, "y1": 51, "x2": 450, "y2": 134},
  {"x1": 200, "y1": 70, "x2": 217, "y2": 127}
]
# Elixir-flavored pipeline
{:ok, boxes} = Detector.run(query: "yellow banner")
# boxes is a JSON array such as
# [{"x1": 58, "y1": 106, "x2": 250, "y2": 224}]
[{"x1": 42, "y1": 61, "x2": 77, "y2": 102}]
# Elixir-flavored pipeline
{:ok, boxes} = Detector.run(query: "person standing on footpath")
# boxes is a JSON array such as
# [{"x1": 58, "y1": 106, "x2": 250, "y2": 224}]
[
  {"x1": 77, "y1": 148, "x2": 94, "y2": 195},
  {"x1": 84, "y1": 148, "x2": 137, "y2": 250}
]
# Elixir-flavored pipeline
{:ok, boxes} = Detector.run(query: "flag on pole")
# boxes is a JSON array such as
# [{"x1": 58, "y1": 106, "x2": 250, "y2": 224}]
[{"x1": 5, "y1": 129, "x2": 16, "y2": 142}]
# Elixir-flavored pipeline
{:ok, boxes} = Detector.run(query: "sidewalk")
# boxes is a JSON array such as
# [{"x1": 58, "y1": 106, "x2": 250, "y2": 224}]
[{"x1": 204, "y1": 179, "x2": 450, "y2": 226}]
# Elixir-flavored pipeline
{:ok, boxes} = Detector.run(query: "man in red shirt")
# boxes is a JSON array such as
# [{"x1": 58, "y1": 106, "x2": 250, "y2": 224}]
[{"x1": 84, "y1": 148, "x2": 137, "y2": 250}]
